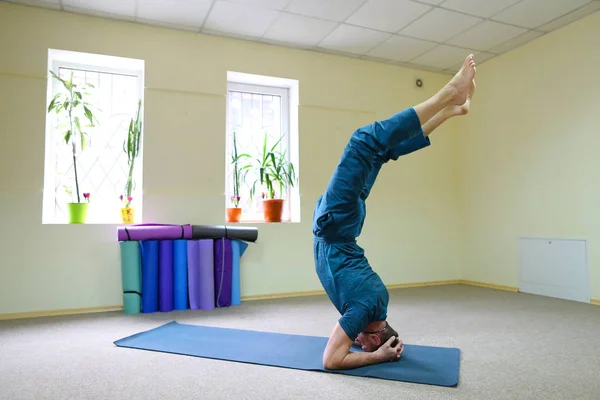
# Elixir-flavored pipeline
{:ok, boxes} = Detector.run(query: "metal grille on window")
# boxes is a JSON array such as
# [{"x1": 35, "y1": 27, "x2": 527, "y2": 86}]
[
  {"x1": 52, "y1": 67, "x2": 140, "y2": 223},
  {"x1": 227, "y1": 89, "x2": 288, "y2": 219}
]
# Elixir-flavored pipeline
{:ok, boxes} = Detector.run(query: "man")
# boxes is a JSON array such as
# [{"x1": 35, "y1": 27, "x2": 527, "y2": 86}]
[{"x1": 313, "y1": 54, "x2": 477, "y2": 370}]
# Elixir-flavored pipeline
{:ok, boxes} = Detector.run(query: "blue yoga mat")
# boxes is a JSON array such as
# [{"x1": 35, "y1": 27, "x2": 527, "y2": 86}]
[
  {"x1": 173, "y1": 240, "x2": 188, "y2": 310},
  {"x1": 230, "y1": 240, "x2": 248, "y2": 306},
  {"x1": 140, "y1": 240, "x2": 159, "y2": 313},
  {"x1": 159, "y1": 240, "x2": 174, "y2": 313},
  {"x1": 114, "y1": 321, "x2": 460, "y2": 387}
]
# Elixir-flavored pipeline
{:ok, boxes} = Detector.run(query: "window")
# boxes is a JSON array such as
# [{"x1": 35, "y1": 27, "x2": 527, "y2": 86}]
[
  {"x1": 43, "y1": 49, "x2": 144, "y2": 224},
  {"x1": 225, "y1": 72, "x2": 300, "y2": 223}
]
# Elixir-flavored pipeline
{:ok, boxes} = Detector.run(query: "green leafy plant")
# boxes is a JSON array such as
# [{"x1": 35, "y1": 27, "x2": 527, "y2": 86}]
[
  {"x1": 122, "y1": 99, "x2": 142, "y2": 208},
  {"x1": 243, "y1": 132, "x2": 296, "y2": 201},
  {"x1": 47, "y1": 70, "x2": 98, "y2": 203},
  {"x1": 230, "y1": 131, "x2": 251, "y2": 208}
]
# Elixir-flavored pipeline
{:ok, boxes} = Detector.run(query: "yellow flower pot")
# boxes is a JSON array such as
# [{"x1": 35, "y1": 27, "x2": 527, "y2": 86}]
[{"x1": 121, "y1": 207, "x2": 135, "y2": 224}]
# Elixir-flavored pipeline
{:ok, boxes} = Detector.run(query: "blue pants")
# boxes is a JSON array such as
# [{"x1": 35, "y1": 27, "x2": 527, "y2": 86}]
[
  {"x1": 312, "y1": 107, "x2": 429, "y2": 242},
  {"x1": 312, "y1": 107, "x2": 431, "y2": 339}
]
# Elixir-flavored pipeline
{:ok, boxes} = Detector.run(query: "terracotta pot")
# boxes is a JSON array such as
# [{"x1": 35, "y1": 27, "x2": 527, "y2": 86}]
[
  {"x1": 262, "y1": 199, "x2": 284, "y2": 222},
  {"x1": 226, "y1": 207, "x2": 242, "y2": 222}
]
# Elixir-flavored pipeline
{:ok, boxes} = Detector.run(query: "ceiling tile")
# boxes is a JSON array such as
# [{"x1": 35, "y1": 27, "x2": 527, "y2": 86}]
[
  {"x1": 227, "y1": 0, "x2": 292, "y2": 10},
  {"x1": 346, "y1": 0, "x2": 432, "y2": 33},
  {"x1": 3, "y1": 0, "x2": 60, "y2": 9},
  {"x1": 137, "y1": 0, "x2": 213, "y2": 29},
  {"x1": 63, "y1": 0, "x2": 136, "y2": 17},
  {"x1": 203, "y1": 0, "x2": 282, "y2": 38},
  {"x1": 136, "y1": 19, "x2": 203, "y2": 32},
  {"x1": 399, "y1": 8, "x2": 482, "y2": 43},
  {"x1": 410, "y1": 44, "x2": 472, "y2": 69},
  {"x1": 317, "y1": 24, "x2": 391, "y2": 55},
  {"x1": 440, "y1": 0, "x2": 522, "y2": 18},
  {"x1": 487, "y1": 30, "x2": 545, "y2": 53},
  {"x1": 491, "y1": 0, "x2": 592, "y2": 29},
  {"x1": 367, "y1": 35, "x2": 438, "y2": 62},
  {"x1": 447, "y1": 20, "x2": 528, "y2": 51},
  {"x1": 263, "y1": 13, "x2": 338, "y2": 47},
  {"x1": 285, "y1": 0, "x2": 367, "y2": 22},
  {"x1": 537, "y1": 1, "x2": 600, "y2": 32}
]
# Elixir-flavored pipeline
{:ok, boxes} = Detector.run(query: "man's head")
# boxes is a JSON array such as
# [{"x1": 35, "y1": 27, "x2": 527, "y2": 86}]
[{"x1": 355, "y1": 321, "x2": 399, "y2": 352}]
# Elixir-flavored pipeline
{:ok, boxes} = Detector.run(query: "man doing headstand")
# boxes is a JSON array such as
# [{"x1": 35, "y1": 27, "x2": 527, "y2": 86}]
[{"x1": 313, "y1": 54, "x2": 477, "y2": 370}]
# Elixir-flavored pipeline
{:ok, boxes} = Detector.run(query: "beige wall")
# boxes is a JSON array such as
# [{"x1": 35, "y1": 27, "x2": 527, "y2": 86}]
[
  {"x1": 0, "y1": 2, "x2": 463, "y2": 314},
  {"x1": 457, "y1": 10, "x2": 600, "y2": 299}
]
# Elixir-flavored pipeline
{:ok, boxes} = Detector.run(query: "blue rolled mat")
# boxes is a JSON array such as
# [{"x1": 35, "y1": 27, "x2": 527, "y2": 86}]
[
  {"x1": 123, "y1": 293, "x2": 141, "y2": 315},
  {"x1": 159, "y1": 240, "x2": 174, "y2": 313},
  {"x1": 140, "y1": 240, "x2": 159, "y2": 313},
  {"x1": 114, "y1": 321, "x2": 461, "y2": 387},
  {"x1": 119, "y1": 241, "x2": 142, "y2": 314},
  {"x1": 173, "y1": 240, "x2": 188, "y2": 310},
  {"x1": 230, "y1": 240, "x2": 248, "y2": 306}
]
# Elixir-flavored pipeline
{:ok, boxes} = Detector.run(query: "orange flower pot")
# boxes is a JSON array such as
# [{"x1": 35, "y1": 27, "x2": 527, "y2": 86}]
[
  {"x1": 262, "y1": 199, "x2": 284, "y2": 222},
  {"x1": 226, "y1": 207, "x2": 242, "y2": 223}
]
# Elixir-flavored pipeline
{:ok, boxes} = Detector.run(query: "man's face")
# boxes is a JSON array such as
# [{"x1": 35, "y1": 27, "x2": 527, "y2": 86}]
[{"x1": 355, "y1": 332, "x2": 381, "y2": 352}]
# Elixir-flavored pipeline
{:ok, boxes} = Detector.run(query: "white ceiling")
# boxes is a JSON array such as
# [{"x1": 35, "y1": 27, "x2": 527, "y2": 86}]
[{"x1": 4, "y1": 0, "x2": 600, "y2": 74}]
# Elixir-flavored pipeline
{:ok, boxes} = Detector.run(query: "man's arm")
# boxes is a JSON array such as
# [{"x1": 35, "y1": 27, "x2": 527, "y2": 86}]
[{"x1": 322, "y1": 323, "x2": 398, "y2": 370}]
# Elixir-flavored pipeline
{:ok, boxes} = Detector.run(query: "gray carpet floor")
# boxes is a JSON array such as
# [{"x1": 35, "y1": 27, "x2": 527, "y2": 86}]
[{"x1": 1, "y1": 284, "x2": 599, "y2": 400}]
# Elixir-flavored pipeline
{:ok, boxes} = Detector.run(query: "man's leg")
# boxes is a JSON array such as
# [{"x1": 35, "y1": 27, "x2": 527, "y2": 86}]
[
  {"x1": 321, "y1": 54, "x2": 476, "y2": 213},
  {"x1": 360, "y1": 134, "x2": 430, "y2": 200},
  {"x1": 422, "y1": 80, "x2": 475, "y2": 137},
  {"x1": 360, "y1": 78, "x2": 476, "y2": 200}
]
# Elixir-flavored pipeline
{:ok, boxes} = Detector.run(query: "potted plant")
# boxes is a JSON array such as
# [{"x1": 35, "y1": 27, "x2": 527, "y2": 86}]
[
  {"x1": 47, "y1": 70, "x2": 98, "y2": 224},
  {"x1": 247, "y1": 132, "x2": 296, "y2": 222},
  {"x1": 228, "y1": 131, "x2": 250, "y2": 222},
  {"x1": 120, "y1": 99, "x2": 142, "y2": 224}
]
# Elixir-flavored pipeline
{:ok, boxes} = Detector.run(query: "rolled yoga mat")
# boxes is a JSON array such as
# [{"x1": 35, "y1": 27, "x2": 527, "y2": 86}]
[
  {"x1": 187, "y1": 240, "x2": 215, "y2": 310},
  {"x1": 214, "y1": 238, "x2": 232, "y2": 308},
  {"x1": 159, "y1": 240, "x2": 174, "y2": 313},
  {"x1": 173, "y1": 239, "x2": 188, "y2": 310},
  {"x1": 140, "y1": 240, "x2": 159, "y2": 313},
  {"x1": 191, "y1": 225, "x2": 258, "y2": 243},
  {"x1": 117, "y1": 223, "x2": 192, "y2": 242},
  {"x1": 123, "y1": 293, "x2": 141, "y2": 315},
  {"x1": 230, "y1": 240, "x2": 248, "y2": 306},
  {"x1": 119, "y1": 241, "x2": 142, "y2": 314},
  {"x1": 114, "y1": 321, "x2": 461, "y2": 387}
]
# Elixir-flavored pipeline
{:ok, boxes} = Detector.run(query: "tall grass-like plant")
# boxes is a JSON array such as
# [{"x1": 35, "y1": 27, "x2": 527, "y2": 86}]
[
  {"x1": 230, "y1": 131, "x2": 250, "y2": 208},
  {"x1": 122, "y1": 99, "x2": 142, "y2": 208},
  {"x1": 47, "y1": 70, "x2": 98, "y2": 203},
  {"x1": 246, "y1": 132, "x2": 296, "y2": 200}
]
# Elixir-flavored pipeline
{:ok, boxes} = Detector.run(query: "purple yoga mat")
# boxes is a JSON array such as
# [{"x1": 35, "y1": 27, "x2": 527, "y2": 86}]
[
  {"x1": 117, "y1": 224, "x2": 192, "y2": 242},
  {"x1": 159, "y1": 240, "x2": 174, "y2": 312},
  {"x1": 187, "y1": 240, "x2": 215, "y2": 310},
  {"x1": 214, "y1": 238, "x2": 233, "y2": 308}
]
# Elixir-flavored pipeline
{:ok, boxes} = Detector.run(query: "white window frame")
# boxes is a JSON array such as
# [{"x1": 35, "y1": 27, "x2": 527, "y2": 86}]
[
  {"x1": 225, "y1": 71, "x2": 300, "y2": 223},
  {"x1": 43, "y1": 49, "x2": 145, "y2": 224}
]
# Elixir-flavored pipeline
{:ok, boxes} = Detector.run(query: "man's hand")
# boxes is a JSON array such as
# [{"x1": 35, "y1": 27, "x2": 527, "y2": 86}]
[
  {"x1": 323, "y1": 323, "x2": 401, "y2": 370},
  {"x1": 375, "y1": 336, "x2": 404, "y2": 362}
]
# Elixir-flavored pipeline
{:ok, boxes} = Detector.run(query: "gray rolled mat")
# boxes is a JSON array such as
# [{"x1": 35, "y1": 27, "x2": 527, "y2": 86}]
[{"x1": 191, "y1": 225, "x2": 258, "y2": 242}]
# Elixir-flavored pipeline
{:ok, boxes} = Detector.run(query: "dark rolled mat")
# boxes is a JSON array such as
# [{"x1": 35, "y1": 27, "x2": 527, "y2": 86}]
[{"x1": 191, "y1": 225, "x2": 258, "y2": 243}]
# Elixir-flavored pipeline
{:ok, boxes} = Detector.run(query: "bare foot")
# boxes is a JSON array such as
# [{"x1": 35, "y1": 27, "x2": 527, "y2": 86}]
[
  {"x1": 443, "y1": 55, "x2": 476, "y2": 106},
  {"x1": 451, "y1": 79, "x2": 476, "y2": 116}
]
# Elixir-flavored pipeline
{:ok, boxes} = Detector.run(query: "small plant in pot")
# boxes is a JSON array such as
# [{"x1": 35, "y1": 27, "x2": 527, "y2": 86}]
[
  {"x1": 247, "y1": 132, "x2": 296, "y2": 222},
  {"x1": 47, "y1": 70, "x2": 98, "y2": 224},
  {"x1": 120, "y1": 99, "x2": 142, "y2": 224},
  {"x1": 228, "y1": 131, "x2": 250, "y2": 223}
]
